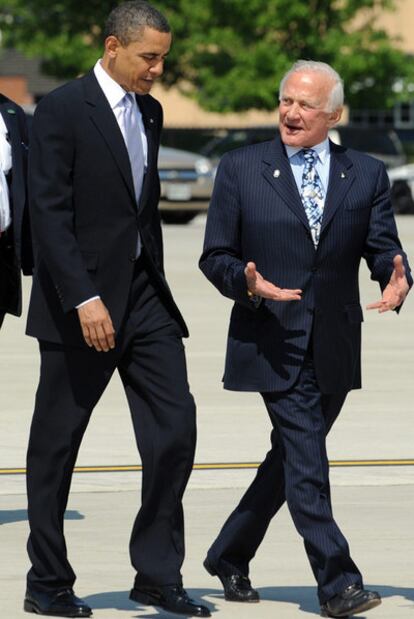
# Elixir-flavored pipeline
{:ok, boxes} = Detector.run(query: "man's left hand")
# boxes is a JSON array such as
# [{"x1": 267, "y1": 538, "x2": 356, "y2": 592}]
[{"x1": 367, "y1": 254, "x2": 410, "y2": 313}]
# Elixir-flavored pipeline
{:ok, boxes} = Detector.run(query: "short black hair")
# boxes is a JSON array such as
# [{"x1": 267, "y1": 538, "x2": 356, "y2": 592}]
[{"x1": 104, "y1": 1, "x2": 171, "y2": 45}]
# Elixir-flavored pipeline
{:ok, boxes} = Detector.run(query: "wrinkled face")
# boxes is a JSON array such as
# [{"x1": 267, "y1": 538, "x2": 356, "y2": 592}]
[
  {"x1": 103, "y1": 26, "x2": 172, "y2": 94},
  {"x1": 279, "y1": 71, "x2": 342, "y2": 148}
]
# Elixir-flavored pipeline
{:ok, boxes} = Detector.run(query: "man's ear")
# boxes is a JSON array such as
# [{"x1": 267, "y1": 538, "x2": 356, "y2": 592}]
[
  {"x1": 104, "y1": 35, "x2": 121, "y2": 59},
  {"x1": 327, "y1": 107, "x2": 343, "y2": 128}
]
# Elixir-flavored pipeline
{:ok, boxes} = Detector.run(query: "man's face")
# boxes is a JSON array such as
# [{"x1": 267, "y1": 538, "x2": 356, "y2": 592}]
[
  {"x1": 279, "y1": 71, "x2": 341, "y2": 148},
  {"x1": 104, "y1": 26, "x2": 172, "y2": 94}
]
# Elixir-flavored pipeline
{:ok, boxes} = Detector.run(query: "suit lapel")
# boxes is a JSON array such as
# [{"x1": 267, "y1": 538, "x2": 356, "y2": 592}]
[
  {"x1": 320, "y1": 141, "x2": 355, "y2": 236},
  {"x1": 262, "y1": 138, "x2": 356, "y2": 241},
  {"x1": 82, "y1": 71, "x2": 136, "y2": 204},
  {"x1": 262, "y1": 138, "x2": 311, "y2": 231}
]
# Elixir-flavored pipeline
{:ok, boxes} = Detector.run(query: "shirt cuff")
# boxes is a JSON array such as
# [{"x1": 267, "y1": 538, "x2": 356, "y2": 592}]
[{"x1": 76, "y1": 296, "x2": 100, "y2": 309}]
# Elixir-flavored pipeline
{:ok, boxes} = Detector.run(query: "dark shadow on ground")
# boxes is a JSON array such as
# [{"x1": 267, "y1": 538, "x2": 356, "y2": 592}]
[
  {"x1": 85, "y1": 584, "x2": 414, "y2": 616},
  {"x1": 84, "y1": 589, "x2": 216, "y2": 617},
  {"x1": 255, "y1": 584, "x2": 414, "y2": 616},
  {"x1": 0, "y1": 509, "x2": 84, "y2": 524}
]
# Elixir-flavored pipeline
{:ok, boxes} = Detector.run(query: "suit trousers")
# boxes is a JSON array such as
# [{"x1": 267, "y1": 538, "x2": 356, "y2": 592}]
[
  {"x1": 26, "y1": 257, "x2": 196, "y2": 593},
  {"x1": 206, "y1": 355, "x2": 362, "y2": 603}
]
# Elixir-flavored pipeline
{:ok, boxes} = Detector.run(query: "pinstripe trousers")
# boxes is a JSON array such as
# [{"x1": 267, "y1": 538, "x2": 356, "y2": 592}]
[{"x1": 206, "y1": 355, "x2": 363, "y2": 603}]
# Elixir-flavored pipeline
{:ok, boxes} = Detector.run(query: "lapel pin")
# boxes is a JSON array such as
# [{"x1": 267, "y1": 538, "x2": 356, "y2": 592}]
[
  {"x1": 149, "y1": 118, "x2": 154, "y2": 124},
  {"x1": 7, "y1": 108, "x2": 16, "y2": 114},
  {"x1": 340, "y1": 172, "x2": 346, "y2": 178},
  {"x1": 273, "y1": 169, "x2": 280, "y2": 178}
]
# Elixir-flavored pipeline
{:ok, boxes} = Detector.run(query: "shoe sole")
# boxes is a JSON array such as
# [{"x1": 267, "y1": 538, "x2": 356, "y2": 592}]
[
  {"x1": 203, "y1": 559, "x2": 260, "y2": 603},
  {"x1": 129, "y1": 589, "x2": 209, "y2": 617},
  {"x1": 24, "y1": 599, "x2": 92, "y2": 617},
  {"x1": 321, "y1": 596, "x2": 381, "y2": 617}
]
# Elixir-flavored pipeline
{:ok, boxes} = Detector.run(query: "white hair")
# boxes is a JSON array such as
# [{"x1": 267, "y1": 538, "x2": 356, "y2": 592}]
[{"x1": 279, "y1": 60, "x2": 344, "y2": 112}]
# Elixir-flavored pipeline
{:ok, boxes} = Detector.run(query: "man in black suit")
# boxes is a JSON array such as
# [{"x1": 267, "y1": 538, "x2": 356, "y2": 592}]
[
  {"x1": 200, "y1": 60, "x2": 411, "y2": 618},
  {"x1": 24, "y1": 2, "x2": 209, "y2": 617},
  {"x1": 0, "y1": 94, "x2": 31, "y2": 329}
]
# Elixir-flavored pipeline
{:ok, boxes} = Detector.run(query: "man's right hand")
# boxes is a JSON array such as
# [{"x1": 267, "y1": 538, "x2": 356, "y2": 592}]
[
  {"x1": 245, "y1": 262, "x2": 302, "y2": 301},
  {"x1": 77, "y1": 299, "x2": 115, "y2": 352}
]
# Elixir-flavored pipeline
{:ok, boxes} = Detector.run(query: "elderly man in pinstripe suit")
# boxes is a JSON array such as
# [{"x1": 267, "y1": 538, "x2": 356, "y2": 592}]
[{"x1": 200, "y1": 60, "x2": 411, "y2": 618}]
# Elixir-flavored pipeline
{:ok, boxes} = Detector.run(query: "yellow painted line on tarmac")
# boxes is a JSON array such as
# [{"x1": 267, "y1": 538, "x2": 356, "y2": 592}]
[
  {"x1": 1, "y1": 459, "x2": 414, "y2": 476},
  {"x1": 330, "y1": 459, "x2": 414, "y2": 467}
]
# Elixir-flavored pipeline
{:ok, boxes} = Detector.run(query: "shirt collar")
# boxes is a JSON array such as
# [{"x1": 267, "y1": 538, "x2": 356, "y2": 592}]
[
  {"x1": 285, "y1": 138, "x2": 330, "y2": 164},
  {"x1": 94, "y1": 59, "x2": 131, "y2": 109}
]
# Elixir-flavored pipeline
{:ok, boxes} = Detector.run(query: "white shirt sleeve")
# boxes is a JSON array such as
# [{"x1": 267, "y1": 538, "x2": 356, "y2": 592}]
[{"x1": 75, "y1": 296, "x2": 101, "y2": 309}]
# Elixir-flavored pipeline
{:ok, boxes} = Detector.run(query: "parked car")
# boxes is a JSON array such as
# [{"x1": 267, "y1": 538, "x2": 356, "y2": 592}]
[
  {"x1": 158, "y1": 146, "x2": 215, "y2": 224},
  {"x1": 200, "y1": 127, "x2": 277, "y2": 165},
  {"x1": 328, "y1": 126, "x2": 406, "y2": 169},
  {"x1": 330, "y1": 128, "x2": 412, "y2": 213},
  {"x1": 387, "y1": 164, "x2": 414, "y2": 214},
  {"x1": 161, "y1": 127, "x2": 221, "y2": 154}
]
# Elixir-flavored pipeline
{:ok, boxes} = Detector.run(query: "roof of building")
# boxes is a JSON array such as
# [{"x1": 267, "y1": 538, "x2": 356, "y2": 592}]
[{"x1": 0, "y1": 48, "x2": 65, "y2": 96}]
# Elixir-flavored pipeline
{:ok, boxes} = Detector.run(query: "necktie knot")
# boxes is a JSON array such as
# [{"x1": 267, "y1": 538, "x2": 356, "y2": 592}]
[
  {"x1": 123, "y1": 92, "x2": 135, "y2": 109},
  {"x1": 302, "y1": 149, "x2": 317, "y2": 165}
]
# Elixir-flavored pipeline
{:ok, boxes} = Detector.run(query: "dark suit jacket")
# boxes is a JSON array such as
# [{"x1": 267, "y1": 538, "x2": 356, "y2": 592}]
[
  {"x1": 200, "y1": 137, "x2": 412, "y2": 394},
  {"x1": 26, "y1": 70, "x2": 187, "y2": 345},
  {"x1": 0, "y1": 94, "x2": 31, "y2": 318}
]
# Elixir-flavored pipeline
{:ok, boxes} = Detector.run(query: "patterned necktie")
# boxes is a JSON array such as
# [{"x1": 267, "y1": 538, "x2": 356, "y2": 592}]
[
  {"x1": 121, "y1": 93, "x2": 144, "y2": 205},
  {"x1": 300, "y1": 149, "x2": 324, "y2": 247}
]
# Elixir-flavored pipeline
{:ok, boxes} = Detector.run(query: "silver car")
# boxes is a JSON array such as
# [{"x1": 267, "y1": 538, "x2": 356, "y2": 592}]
[{"x1": 158, "y1": 146, "x2": 214, "y2": 224}]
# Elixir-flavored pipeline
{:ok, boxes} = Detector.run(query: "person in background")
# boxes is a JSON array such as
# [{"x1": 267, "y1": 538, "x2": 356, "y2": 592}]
[{"x1": 0, "y1": 93, "x2": 31, "y2": 330}]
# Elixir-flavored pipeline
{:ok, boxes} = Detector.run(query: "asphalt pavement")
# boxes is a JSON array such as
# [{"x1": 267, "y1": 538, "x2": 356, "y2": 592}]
[{"x1": 1, "y1": 214, "x2": 413, "y2": 618}]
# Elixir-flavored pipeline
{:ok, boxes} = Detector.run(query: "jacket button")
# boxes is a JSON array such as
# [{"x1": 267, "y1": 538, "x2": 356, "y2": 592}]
[{"x1": 311, "y1": 266, "x2": 318, "y2": 273}]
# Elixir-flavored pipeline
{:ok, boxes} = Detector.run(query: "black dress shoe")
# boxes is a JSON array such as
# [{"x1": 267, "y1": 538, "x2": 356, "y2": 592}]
[
  {"x1": 203, "y1": 558, "x2": 259, "y2": 602},
  {"x1": 320, "y1": 584, "x2": 381, "y2": 617},
  {"x1": 24, "y1": 588, "x2": 92, "y2": 617},
  {"x1": 130, "y1": 584, "x2": 210, "y2": 617}
]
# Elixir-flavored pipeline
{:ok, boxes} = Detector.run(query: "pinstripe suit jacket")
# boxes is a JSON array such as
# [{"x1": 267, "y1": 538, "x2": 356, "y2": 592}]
[{"x1": 200, "y1": 137, "x2": 412, "y2": 394}]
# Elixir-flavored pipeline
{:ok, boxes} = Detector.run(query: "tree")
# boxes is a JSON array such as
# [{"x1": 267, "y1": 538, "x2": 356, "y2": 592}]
[{"x1": 1, "y1": 0, "x2": 413, "y2": 111}]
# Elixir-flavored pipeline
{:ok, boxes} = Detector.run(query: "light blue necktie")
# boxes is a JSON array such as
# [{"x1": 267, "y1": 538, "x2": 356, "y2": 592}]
[
  {"x1": 122, "y1": 93, "x2": 144, "y2": 205},
  {"x1": 300, "y1": 149, "x2": 324, "y2": 247}
]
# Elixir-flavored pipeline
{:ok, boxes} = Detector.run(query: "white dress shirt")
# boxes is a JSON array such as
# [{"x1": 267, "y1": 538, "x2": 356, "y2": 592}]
[{"x1": 0, "y1": 113, "x2": 12, "y2": 233}]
